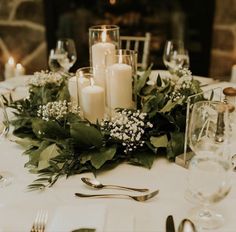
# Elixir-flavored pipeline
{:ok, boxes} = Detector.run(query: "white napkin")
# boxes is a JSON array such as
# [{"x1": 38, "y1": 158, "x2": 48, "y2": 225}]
[{"x1": 47, "y1": 204, "x2": 106, "y2": 232}]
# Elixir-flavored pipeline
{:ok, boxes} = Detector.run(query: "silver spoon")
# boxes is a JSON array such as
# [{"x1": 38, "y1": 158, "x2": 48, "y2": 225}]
[
  {"x1": 178, "y1": 218, "x2": 197, "y2": 232},
  {"x1": 81, "y1": 177, "x2": 149, "y2": 192},
  {"x1": 75, "y1": 189, "x2": 159, "y2": 202}
]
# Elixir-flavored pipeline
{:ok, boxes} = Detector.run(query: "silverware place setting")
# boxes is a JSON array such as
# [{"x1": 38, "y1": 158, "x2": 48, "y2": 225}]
[
  {"x1": 30, "y1": 209, "x2": 48, "y2": 232},
  {"x1": 81, "y1": 177, "x2": 149, "y2": 192},
  {"x1": 75, "y1": 189, "x2": 159, "y2": 202},
  {"x1": 165, "y1": 215, "x2": 197, "y2": 232}
]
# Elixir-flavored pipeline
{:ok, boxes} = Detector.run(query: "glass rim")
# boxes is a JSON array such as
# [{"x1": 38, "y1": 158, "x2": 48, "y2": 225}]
[
  {"x1": 89, "y1": 25, "x2": 119, "y2": 31},
  {"x1": 76, "y1": 66, "x2": 94, "y2": 77}
]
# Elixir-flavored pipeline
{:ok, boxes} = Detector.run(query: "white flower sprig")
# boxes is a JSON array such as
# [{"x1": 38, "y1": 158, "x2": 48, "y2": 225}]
[
  {"x1": 169, "y1": 68, "x2": 193, "y2": 102},
  {"x1": 29, "y1": 70, "x2": 64, "y2": 87},
  {"x1": 101, "y1": 109, "x2": 153, "y2": 154},
  {"x1": 37, "y1": 100, "x2": 80, "y2": 121}
]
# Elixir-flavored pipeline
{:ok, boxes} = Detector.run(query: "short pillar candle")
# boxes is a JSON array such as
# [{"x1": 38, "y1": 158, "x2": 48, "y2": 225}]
[{"x1": 81, "y1": 83, "x2": 105, "y2": 124}]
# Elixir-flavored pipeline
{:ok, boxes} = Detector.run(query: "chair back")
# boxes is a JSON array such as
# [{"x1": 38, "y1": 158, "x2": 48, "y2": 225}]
[{"x1": 120, "y1": 32, "x2": 151, "y2": 70}]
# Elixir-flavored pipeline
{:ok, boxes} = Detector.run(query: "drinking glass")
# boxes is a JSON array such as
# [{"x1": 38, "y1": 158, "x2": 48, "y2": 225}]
[
  {"x1": 55, "y1": 38, "x2": 77, "y2": 72},
  {"x1": 0, "y1": 96, "x2": 13, "y2": 187},
  {"x1": 163, "y1": 40, "x2": 189, "y2": 73},
  {"x1": 186, "y1": 101, "x2": 232, "y2": 229},
  {"x1": 48, "y1": 49, "x2": 64, "y2": 72}
]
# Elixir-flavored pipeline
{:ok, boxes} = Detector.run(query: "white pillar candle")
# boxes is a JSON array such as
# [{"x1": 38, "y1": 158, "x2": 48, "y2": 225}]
[
  {"x1": 94, "y1": 65, "x2": 106, "y2": 89},
  {"x1": 81, "y1": 85, "x2": 105, "y2": 124},
  {"x1": 231, "y1": 64, "x2": 236, "y2": 83},
  {"x1": 15, "y1": 63, "x2": 25, "y2": 77},
  {"x1": 4, "y1": 57, "x2": 15, "y2": 79},
  {"x1": 68, "y1": 76, "x2": 79, "y2": 105},
  {"x1": 107, "y1": 63, "x2": 133, "y2": 109},
  {"x1": 78, "y1": 76, "x2": 90, "y2": 111},
  {"x1": 91, "y1": 30, "x2": 116, "y2": 88},
  {"x1": 92, "y1": 42, "x2": 115, "y2": 67}
]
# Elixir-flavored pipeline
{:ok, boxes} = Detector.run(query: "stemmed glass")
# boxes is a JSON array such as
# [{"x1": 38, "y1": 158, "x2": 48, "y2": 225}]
[
  {"x1": 49, "y1": 38, "x2": 77, "y2": 72},
  {"x1": 0, "y1": 96, "x2": 13, "y2": 187},
  {"x1": 186, "y1": 101, "x2": 232, "y2": 229},
  {"x1": 163, "y1": 40, "x2": 189, "y2": 73}
]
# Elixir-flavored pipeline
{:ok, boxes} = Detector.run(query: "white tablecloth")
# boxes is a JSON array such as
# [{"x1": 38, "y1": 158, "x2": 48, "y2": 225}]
[{"x1": 0, "y1": 75, "x2": 236, "y2": 232}]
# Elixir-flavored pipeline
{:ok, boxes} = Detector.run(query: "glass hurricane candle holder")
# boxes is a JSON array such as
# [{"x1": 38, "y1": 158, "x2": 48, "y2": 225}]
[
  {"x1": 89, "y1": 25, "x2": 120, "y2": 68},
  {"x1": 106, "y1": 49, "x2": 137, "y2": 115},
  {"x1": 75, "y1": 67, "x2": 105, "y2": 124}
]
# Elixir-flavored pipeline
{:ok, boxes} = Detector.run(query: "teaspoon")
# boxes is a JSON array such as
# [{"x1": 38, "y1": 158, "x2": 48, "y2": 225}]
[
  {"x1": 75, "y1": 189, "x2": 159, "y2": 202},
  {"x1": 81, "y1": 177, "x2": 149, "y2": 192},
  {"x1": 178, "y1": 219, "x2": 197, "y2": 232}
]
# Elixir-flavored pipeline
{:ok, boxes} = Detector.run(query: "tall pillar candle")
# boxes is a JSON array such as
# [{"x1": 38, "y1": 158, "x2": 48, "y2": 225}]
[
  {"x1": 89, "y1": 25, "x2": 119, "y2": 88},
  {"x1": 107, "y1": 63, "x2": 133, "y2": 109},
  {"x1": 4, "y1": 57, "x2": 15, "y2": 79},
  {"x1": 92, "y1": 42, "x2": 115, "y2": 89},
  {"x1": 81, "y1": 85, "x2": 105, "y2": 124},
  {"x1": 92, "y1": 42, "x2": 115, "y2": 67},
  {"x1": 15, "y1": 63, "x2": 25, "y2": 77}
]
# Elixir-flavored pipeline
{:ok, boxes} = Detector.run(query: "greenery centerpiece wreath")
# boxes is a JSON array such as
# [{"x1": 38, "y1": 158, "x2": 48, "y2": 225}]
[{"x1": 5, "y1": 67, "x2": 203, "y2": 190}]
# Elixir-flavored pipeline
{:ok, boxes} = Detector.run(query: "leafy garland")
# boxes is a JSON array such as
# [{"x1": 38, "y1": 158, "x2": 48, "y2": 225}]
[{"x1": 5, "y1": 67, "x2": 203, "y2": 190}]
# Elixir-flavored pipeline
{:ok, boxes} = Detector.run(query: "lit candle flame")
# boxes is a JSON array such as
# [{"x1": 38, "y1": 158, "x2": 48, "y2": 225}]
[
  {"x1": 8, "y1": 57, "x2": 15, "y2": 65},
  {"x1": 101, "y1": 28, "x2": 107, "y2": 43},
  {"x1": 16, "y1": 63, "x2": 23, "y2": 70}
]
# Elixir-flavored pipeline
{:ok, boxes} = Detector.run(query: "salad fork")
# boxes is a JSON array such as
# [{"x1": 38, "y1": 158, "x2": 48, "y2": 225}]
[{"x1": 30, "y1": 209, "x2": 48, "y2": 232}]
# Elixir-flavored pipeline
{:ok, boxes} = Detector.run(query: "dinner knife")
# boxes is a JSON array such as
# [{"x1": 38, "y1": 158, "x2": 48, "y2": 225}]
[{"x1": 166, "y1": 215, "x2": 175, "y2": 232}]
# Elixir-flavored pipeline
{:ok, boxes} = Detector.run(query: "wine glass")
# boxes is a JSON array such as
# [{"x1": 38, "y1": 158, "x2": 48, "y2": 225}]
[
  {"x1": 0, "y1": 96, "x2": 13, "y2": 187},
  {"x1": 186, "y1": 101, "x2": 232, "y2": 229},
  {"x1": 55, "y1": 38, "x2": 77, "y2": 72},
  {"x1": 163, "y1": 40, "x2": 189, "y2": 73},
  {"x1": 48, "y1": 49, "x2": 65, "y2": 72}
]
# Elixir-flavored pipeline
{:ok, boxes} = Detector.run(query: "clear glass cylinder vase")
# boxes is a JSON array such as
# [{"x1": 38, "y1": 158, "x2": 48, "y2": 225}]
[
  {"x1": 106, "y1": 49, "x2": 137, "y2": 114},
  {"x1": 89, "y1": 25, "x2": 120, "y2": 68}
]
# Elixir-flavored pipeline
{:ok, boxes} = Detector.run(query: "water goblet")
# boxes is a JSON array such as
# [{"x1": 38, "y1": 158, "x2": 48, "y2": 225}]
[
  {"x1": 186, "y1": 100, "x2": 232, "y2": 229},
  {"x1": 48, "y1": 49, "x2": 65, "y2": 72},
  {"x1": 55, "y1": 38, "x2": 77, "y2": 72},
  {"x1": 163, "y1": 40, "x2": 189, "y2": 73},
  {"x1": 0, "y1": 96, "x2": 13, "y2": 187}
]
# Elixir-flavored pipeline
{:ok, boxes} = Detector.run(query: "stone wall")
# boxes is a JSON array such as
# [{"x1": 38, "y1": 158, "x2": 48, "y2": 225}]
[
  {"x1": 0, "y1": 0, "x2": 234, "y2": 81},
  {"x1": 0, "y1": 0, "x2": 47, "y2": 80},
  {"x1": 210, "y1": 0, "x2": 236, "y2": 80}
]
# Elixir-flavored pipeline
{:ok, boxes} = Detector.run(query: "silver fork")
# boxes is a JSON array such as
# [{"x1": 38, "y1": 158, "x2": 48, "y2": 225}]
[{"x1": 30, "y1": 209, "x2": 48, "y2": 232}]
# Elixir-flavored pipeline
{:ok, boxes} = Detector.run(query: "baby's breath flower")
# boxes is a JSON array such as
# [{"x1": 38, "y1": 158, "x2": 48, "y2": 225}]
[
  {"x1": 37, "y1": 100, "x2": 80, "y2": 121},
  {"x1": 29, "y1": 70, "x2": 64, "y2": 87},
  {"x1": 101, "y1": 109, "x2": 153, "y2": 154}
]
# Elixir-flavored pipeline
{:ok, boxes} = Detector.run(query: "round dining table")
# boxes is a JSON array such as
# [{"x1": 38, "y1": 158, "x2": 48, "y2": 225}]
[{"x1": 0, "y1": 74, "x2": 236, "y2": 232}]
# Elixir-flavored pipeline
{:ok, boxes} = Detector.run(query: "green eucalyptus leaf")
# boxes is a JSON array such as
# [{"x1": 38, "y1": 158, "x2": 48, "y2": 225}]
[
  {"x1": 90, "y1": 146, "x2": 117, "y2": 169},
  {"x1": 131, "y1": 151, "x2": 156, "y2": 169},
  {"x1": 166, "y1": 132, "x2": 185, "y2": 160},
  {"x1": 156, "y1": 74, "x2": 162, "y2": 86},
  {"x1": 150, "y1": 135, "x2": 168, "y2": 148},
  {"x1": 32, "y1": 118, "x2": 68, "y2": 139},
  {"x1": 70, "y1": 123, "x2": 103, "y2": 148},
  {"x1": 80, "y1": 146, "x2": 117, "y2": 169},
  {"x1": 160, "y1": 98, "x2": 183, "y2": 113},
  {"x1": 15, "y1": 137, "x2": 40, "y2": 148},
  {"x1": 25, "y1": 141, "x2": 51, "y2": 171},
  {"x1": 136, "y1": 64, "x2": 153, "y2": 94},
  {"x1": 58, "y1": 84, "x2": 70, "y2": 101}
]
